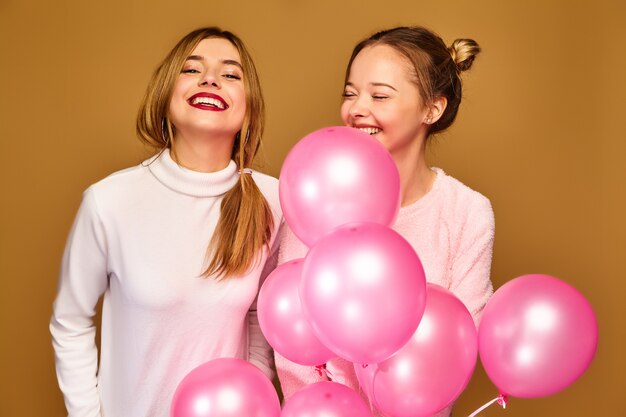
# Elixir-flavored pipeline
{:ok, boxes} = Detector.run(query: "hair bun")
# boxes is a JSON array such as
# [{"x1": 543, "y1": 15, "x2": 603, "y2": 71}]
[{"x1": 449, "y1": 38, "x2": 481, "y2": 71}]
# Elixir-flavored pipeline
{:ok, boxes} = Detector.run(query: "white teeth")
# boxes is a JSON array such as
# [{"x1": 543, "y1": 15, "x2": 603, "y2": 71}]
[
  {"x1": 192, "y1": 97, "x2": 225, "y2": 109},
  {"x1": 357, "y1": 127, "x2": 381, "y2": 135}
]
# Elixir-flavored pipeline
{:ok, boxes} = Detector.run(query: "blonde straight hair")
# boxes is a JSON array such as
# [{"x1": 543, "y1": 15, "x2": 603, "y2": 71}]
[{"x1": 137, "y1": 27, "x2": 274, "y2": 279}]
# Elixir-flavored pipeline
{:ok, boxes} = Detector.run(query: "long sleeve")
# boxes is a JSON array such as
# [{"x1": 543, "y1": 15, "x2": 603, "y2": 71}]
[
  {"x1": 448, "y1": 195, "x2": 495, "y2": 326},
  {"x1": 419, "y1": 193, "x2": 493, "y2": 417},
  {"x1": 50, "y1": 188, "x2": 109, "y2": 417},
  {"x1": 247, "y1": 221, "x2": 285, "y2": 380},
  {"x1": 247, "y1": 306, "x2": 275, "y2": 380}
]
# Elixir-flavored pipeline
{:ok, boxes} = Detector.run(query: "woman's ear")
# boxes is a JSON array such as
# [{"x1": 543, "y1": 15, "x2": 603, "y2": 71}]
[{"x1": 425, "y1": 96, "x2": 448, "y2": 125}]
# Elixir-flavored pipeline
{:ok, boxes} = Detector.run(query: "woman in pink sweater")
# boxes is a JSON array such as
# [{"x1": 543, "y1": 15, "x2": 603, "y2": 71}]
[{"x1": 275, "y1": 26, "x2": 495, "y2": 417}]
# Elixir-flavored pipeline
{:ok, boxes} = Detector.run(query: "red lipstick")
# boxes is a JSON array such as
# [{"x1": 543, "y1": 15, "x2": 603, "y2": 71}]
[{"x1": 187, "y1": 93, "x2": 229, "y2": 111}]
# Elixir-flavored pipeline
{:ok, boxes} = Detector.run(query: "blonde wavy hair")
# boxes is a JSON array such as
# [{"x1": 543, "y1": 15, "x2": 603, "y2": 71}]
[{"x1": 136, "y1": 27, "x2": 273, "y2": 279}]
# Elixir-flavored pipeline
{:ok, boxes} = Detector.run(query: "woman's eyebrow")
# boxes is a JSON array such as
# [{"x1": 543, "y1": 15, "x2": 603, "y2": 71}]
[
  {"x1": 185, "y1": 55, "x2": 243, "y2": 69},
  {"x1": 344, "y1": 81, "x2": 397, "y2": 91},
  {"x1": 371, "y1": 82, "x2": 397, "y2": 91},
  {"x1": 222, "y1": 59, "x2": 243, "y2": 69}
]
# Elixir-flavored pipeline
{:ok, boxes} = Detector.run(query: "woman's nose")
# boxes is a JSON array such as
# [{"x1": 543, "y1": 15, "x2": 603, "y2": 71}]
[
  {"x1": 348, "y1": 97, "x2": 370, "y2": 118},
  {"x1": 199, "y1": 71, "x2": 220, "y2": 88}
]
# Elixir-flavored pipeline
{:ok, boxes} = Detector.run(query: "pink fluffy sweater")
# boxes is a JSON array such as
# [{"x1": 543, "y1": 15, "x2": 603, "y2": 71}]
[{"x1": 275, "y1": 168, "x2": 495, "y2": 417}]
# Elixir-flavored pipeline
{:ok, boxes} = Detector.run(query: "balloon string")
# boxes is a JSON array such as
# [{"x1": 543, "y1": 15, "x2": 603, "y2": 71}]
[
  {"x1": 467, "y1": 394, "x2": 507, "y2": 417},
  {"x1": 367, "y1": 364, "x2": 377, "y2": 415},
  {"x1": 325, "y1": 366, "x2": 335, "y2": 380}
]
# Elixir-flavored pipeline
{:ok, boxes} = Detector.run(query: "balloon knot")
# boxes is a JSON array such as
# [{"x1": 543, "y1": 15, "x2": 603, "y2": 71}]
[
  {"x1": 497, "y1": 394, "x2": 508, "y2": 409},
  {"x1": 314, "y1": 364, "x2": 327, "y2": 377}
]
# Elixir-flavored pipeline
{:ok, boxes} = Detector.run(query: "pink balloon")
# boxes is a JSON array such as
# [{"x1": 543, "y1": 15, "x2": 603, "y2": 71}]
[
  {"x1": 170, "y1": 358, "x2": 280, "y2": 417},
  {"x1": 479, "y1": 274, "x2": 598, "y2": 398},
  {"x1": 355, "y1": 284, "x2": 478, "y2": 417},
  {"x1": 281, "y1": 381, "x2": 373, "y2": 417},
  {"x1": 301, "y1": 222, "x2": 426, "y2": 365},
  {"x1": 279, "y1": 126, "x2": 400, "y2": 247},
  {"x1": 257, "y1": 259, "x2": 336, "y2": 366}
]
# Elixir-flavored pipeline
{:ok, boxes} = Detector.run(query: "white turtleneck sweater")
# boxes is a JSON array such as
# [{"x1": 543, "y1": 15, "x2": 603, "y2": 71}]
[{"x1": 50, "y1": 149, "x2": 283, "y2": 417}]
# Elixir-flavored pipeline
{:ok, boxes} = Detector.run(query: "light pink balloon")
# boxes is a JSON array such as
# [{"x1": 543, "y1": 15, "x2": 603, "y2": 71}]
[
  {"x1": 170, "y1": 358, "x2": 280, "y2": 417},
  {"x1": 355, "y1": 284, "x2": 478, "y2": 417},
  {"x1": 279, "y1": 126, "x2": 400, "y2": 247},
  {"x1": 281, "y1": 381, "x2": 373, "y2": 417},
  {"x1": 301, "y1": 222, "x2": 426, "y2": 365},
  {"x1": 479, "y1": 274, "x2": 598, "y2": 398},
  {"x1": 257, "y1": 259, "x2": 336, "y2": 366}
]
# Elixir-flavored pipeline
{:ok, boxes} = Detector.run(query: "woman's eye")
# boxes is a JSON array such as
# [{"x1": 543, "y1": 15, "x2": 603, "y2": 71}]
[
  {"x1": 223, "y1": 74, "x2": 242, "y2": 80},
  {"x1": 342, "y1": 91, "x2": 356, "y2": 98},
  {"x1": 181, "y1": 68, "x2": 200, "y2": 74},
  {"x1": 372, "y1": 95, "x2": 388, "y2": 100}
]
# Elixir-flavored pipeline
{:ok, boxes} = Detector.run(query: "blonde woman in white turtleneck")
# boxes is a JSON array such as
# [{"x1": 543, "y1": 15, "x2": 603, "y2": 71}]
[{"x1": 50, "y1": 27, "x2": 283, "y2": 417}]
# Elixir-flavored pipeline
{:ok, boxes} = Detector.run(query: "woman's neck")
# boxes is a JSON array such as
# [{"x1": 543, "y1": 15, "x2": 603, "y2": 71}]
[
  {"x1": 170, "y1": 132, "x2": 234, "y2": 173},
  {"x1": 392, "y1": 143, "x2": 436, "y2": 207}
]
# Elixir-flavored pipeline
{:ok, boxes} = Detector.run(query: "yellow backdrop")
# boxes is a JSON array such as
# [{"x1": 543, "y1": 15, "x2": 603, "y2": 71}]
[{"x1": 0, "y1": 0, "x2": 624, "y2": 415}]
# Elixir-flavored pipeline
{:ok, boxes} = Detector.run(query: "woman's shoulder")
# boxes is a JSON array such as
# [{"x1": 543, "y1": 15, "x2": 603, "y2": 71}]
[
  {"x1": 437, "y1": 169, "x2": 491, "y2": 206},
  {"x1": 434, "y1": 168, "x2": 494, "y2": 225},
  {"x1": 66, "y1": 163, "x2": 150, "y2": 226},
  {"x1": 250, "y1": 169, "x2": 278, "y2": 187},
  {"x1": 87, "y1": 163, "x2": 148, "y2": 194},
  {"x1": 251, "y1": 170, "x2": 278, "y2": 197},
  {"x1": 250, "y1": 169, "x2": 282, "y2": 216}
]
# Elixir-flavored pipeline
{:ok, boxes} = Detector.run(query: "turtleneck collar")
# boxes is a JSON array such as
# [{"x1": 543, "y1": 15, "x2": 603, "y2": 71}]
[{"x1": 146, "y1": 149, "x2": 239, "y2": 197}]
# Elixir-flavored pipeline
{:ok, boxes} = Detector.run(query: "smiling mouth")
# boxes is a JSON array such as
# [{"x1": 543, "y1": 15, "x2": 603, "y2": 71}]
[
  {"x1": 356, "y1": 127, "x2": 381, "y2": 135},
  {"x1": 188, "y1": 94, "x2": 229, "y2": 111}
]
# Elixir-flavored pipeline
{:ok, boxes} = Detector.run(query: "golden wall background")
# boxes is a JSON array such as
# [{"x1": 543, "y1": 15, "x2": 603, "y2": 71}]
[{"x1": 1, "y1": 0, "x2": 624, "y2": 415}]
